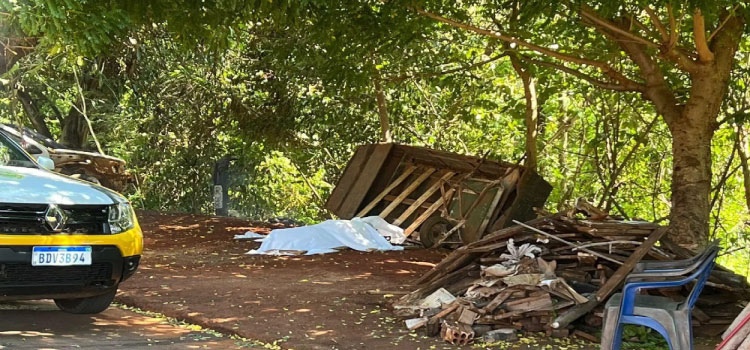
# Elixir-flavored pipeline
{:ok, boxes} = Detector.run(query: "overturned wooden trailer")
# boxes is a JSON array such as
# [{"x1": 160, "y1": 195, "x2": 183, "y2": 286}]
[{"x1": 326, "y1": 143, "x2": 552, "y2": 246}]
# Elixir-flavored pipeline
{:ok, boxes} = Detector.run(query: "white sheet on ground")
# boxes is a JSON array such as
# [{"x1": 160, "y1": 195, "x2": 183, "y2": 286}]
[
  {"x1": 246, "y1": 218, "x2": 403, "y2": 255},
  {"x1": 359, "y1": 216, "x2": 407, "y2": 244}
]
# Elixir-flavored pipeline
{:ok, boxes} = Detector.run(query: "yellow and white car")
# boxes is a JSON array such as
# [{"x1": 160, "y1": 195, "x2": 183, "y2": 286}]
[{"x1": 0, "y1": 130, "x2": 143, "y2": 314}]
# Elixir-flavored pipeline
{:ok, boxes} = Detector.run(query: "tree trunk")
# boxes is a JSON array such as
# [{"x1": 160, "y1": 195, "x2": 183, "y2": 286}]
[
  {"x1": 510, "y1": 54, "x2": 538, "y2": 170},
  {"x1": 665, "y1": 57, "x2": 736, "y2": 246},
  {"x1": 668, "y1": 107, "x2": 714, "y2": 247},
  {"x1": 656, "y1": 14, "x2": 743, "y2": 248},
  {"x1": 59, "y1": 105, "x2": 89, "y2": 150},
  {"x1": 373, "y1": 73, "x2": 392, "y2": 143},
  {"x1": 16, "y1": 89, "x2": 54, "y2": 139}
]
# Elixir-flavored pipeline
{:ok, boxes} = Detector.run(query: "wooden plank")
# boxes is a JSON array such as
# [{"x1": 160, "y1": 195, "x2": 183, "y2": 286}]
[
  {"x1": 338, "y1": 143, "x2": 394, "y2": 218},
  {"x1": 483, "y1": 289, "x2": 514, "y2": 313},
  {"x1": 484, "y1": 169, "x2": 520, "y2": 234},
  {"x1": 392, "y1": 171, "x2": 455, "y2": 226},
  {"x1": 325, "y1": 145, "x2": 373, "y2": 214},
  {"x1": 378, "y1": 168, "x2": 436, "y2": 218},
  {"x1": 476, "y1": 185, "x2": 505, "y2": 237},
  {"x1": 504, "y1": 294, "x2": 554, "y2": 312},
  {"x1": 724, "y1": 302, "x2": 750, "y2": 339},
  {"x1": 550, "y1": 227, "x2": 668, "y2": 329},
  {"x1": 490, "y1": 168, "x2": 552, "y2": 231},
  {"x1": 355, "y1": 164, "x2": 417, "y2": 217},
  {"x1": 595, "y1": 227, "x2": 668, "y2": 301},
  {"x1": 395, "y1": 144, "x2": 514, "y2": 178},
  {"x1": 403, "y1": 188, "x2": 455, "y2": 237},
  {"x1": 383, "y1": 195, "x2": 433, "y2": 209}
]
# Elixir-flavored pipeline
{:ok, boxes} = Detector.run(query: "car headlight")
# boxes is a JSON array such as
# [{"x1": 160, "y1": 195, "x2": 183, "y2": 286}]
[{"x1": 109, "y1": 202, "x2": 135, "y2": 234}]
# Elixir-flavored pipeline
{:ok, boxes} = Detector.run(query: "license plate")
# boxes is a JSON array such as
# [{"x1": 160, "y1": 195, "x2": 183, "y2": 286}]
[{"x1": 32, "y1": 246, "x2": 92, "y2": 266}]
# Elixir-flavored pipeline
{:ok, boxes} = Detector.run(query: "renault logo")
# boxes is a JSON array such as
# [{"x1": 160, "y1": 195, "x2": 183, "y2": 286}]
[{"x1": 44, "y1": 205, "x2": 67, "y2": 232}]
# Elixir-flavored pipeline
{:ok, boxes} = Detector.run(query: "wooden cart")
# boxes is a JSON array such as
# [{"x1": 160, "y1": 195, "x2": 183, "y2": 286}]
[{"x1": 325, "y1": 143, "x2": 552, "y2": 246}]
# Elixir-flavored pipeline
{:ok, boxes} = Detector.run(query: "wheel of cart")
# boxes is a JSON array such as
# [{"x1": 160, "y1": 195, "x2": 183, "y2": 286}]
[
  {"x1": 419, "y1": 215, "x2": 458, "y2": 248},
  {"x1": 419, "y1": 177, "x2": 509, "y2": 248}
]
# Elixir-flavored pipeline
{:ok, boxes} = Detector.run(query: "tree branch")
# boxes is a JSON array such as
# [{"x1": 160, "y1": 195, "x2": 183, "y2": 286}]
[
  {"x1": 667, "y1": 5, "x2": 679, "y2": 50},
  {"x1": 415, "y1": 7, "x2": 640, "y2": 91},
  {"x1": 693, "y1": 9, "x2": 715, "y2": 62},
  {"x1": 707, "y1": 4, "x2": 741, "y2": 42},
  {"x1": 644, "y1": 6, "x2": 669, "y2": 42},
  {"x1": 523, "y1": 56, "x2": 643, "y2": 92},
  {"x1": 580, "y1": 6, "x2": 699, "y2": 73},
  {"x1": 710, "y1": 12, "x2": 745, "y2": 78},
  {"x1": 580, "y1": 6, "x2": 659, "y2": 48},
  {"x1": 387, "y1": 53, "x2": 507, "y2": 82},
  {"x1": 628, "y1": 14, "x2": 662, "y2": 42},
  {"x1": 614, "y1": 29, "x2": 683, "y2": 127}
]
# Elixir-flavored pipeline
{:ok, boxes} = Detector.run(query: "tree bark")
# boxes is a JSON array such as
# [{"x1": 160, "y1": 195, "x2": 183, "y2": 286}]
[
  {"x1": 668, "y1": 104, "x2": 714, "y2": 247},
  {"x1": 509, "y1": 54, "x2": 539, "y2": 170}
]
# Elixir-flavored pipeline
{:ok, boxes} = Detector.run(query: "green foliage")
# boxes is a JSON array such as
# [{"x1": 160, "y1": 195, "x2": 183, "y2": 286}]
[
  {"x1": 237, "y1": 151, "x2": 331, "y2": 224},
  {"x1": 1, "y1": 0, "x2": 750, "y2": 277},
  {"x1": 620, "y1": 325, "x2": 669, "y2": 350}
]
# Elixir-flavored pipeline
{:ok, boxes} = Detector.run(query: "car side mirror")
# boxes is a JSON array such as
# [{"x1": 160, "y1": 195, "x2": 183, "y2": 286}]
[{"x1": 37, "y1": 156, "x2": 55, "y2": 171}]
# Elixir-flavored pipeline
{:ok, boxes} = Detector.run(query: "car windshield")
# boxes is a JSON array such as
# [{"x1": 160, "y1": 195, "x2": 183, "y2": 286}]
[{"x1": 0, "y1": 132, "x2": 36, "y2": 168}]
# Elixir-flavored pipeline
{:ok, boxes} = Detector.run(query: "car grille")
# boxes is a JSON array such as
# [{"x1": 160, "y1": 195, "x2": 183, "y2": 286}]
[
  {"x1": 0, "y1": 263, "x2": 112, "y2": 286},
  {"x1": 0, "y1": 204, "x2": 110, "y2": 235}
]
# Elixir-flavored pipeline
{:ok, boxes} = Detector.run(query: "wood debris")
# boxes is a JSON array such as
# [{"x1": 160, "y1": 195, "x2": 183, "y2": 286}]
[{"x1": 394, "y1": 204, "x2": 750, "y2": 344}]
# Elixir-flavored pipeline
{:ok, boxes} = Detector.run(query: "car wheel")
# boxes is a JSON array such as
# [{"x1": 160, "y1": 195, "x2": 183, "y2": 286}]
[{"x1": 54, "y1": 288, "x2": 117, "y2": 314}]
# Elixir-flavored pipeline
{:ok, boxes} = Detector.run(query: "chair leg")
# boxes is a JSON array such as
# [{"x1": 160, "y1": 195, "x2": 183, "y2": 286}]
[
  {"x1": 673, "y1": 313, "x2": 693, "y2": 350},
  {"x1": 601, "y1": 308, "x2": 618, "y2": 350},
  {"x1": 611, "y1": 323, "x2": 625, "y2": 350},
  {"x1": 601, "y1": 315, "x2": 625, "y2": 350}
]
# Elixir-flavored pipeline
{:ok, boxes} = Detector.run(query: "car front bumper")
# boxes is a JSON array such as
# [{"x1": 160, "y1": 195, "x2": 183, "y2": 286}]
[{"x1": 0, "y1": 225, "x2": 143, "y2": 300}]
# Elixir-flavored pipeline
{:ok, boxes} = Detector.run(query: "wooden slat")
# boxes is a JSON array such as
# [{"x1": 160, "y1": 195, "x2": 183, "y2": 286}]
[
  {"x1": 325, "y1": 145, "x2": 372, "y2": 213},
  {"x1": 383, "y1": 195, "x2": 433, "y2": 208},
  {"x1": 403, "y1": 188, "x2": 455, "y2": 237},
  {"x1": 338, "y1": 143, "x2": 394, "y2": 218},
  {"x1": 476, "y1": 185, "x2": 505, "y2": 237},
  {"x1": 504, "y1": 293, "x2": 554, "y2": 312},
  {"x1": 378, "y1": 168, "x2": 436, "y2": 218},
  {"x1": 392, "y1": 171, "x2": 455, "y2": 226},
  {"x1": 355, "y1": 164, "x2": 417, "y2": 217}
]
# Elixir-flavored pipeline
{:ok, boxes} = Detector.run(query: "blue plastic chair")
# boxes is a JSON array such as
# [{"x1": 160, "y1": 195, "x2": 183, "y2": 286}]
[{"x1": 600, "y1": 242, "x2": 720, "y2": 350}]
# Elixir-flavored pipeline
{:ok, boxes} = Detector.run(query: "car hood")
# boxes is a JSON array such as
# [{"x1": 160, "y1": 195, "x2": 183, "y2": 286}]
[{"x1": 0, "y1": 166, "x2": 120, "y2": 205}]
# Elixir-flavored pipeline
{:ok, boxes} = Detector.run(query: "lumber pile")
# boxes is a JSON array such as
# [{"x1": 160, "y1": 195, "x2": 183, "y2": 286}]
[{"x1": 394, "y1": 205, "x2": 750, "y2": 344}]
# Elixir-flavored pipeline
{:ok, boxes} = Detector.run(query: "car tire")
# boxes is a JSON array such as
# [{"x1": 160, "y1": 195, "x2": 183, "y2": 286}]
[{"x1": 54, "y1": 288, "x2": 117, "y2": 314}]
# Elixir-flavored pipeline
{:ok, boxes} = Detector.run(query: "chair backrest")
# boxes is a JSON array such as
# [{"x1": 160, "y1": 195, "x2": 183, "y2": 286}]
[{"x1": 681, "y1": 245, "x2": 719, "y2": 311}]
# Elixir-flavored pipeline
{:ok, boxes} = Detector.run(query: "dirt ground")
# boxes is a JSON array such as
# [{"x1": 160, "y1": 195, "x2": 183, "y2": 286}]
[
  {"x1": 120, "y1": 211, "x2": 487, "y2": 349},
  {"x1": 0, "y1": 300, "x2": 241, "y2": 349},
  {"x1": 116, "y1": 211, "x2": 715, "y2": 350}
]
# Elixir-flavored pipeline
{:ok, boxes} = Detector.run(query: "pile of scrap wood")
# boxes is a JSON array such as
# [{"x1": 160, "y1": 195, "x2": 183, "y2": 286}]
[{"x1": 394, "y1": 203, "x2": 750, "y2": 343}]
